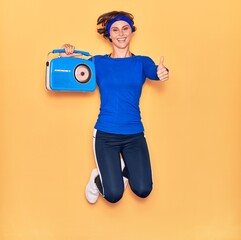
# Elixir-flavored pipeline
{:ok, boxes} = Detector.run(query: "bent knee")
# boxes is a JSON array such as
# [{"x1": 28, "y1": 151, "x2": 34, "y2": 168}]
[
  {"x1": 104, "y1": 189, "x2": 124, "y2": 203},
  {"x1": 132, "y1": 184, "x2": 153, "y2": 198}
]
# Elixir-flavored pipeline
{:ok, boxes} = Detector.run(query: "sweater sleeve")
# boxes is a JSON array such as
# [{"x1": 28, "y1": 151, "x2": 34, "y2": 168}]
[{"x1": 142, "y1": 56, "x2": 159, "y2": 80}]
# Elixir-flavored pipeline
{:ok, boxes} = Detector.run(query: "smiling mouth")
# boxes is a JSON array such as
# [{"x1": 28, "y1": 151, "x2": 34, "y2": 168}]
[{"x1": 117, "y1": 38, "x2": 126, "y2": 42}]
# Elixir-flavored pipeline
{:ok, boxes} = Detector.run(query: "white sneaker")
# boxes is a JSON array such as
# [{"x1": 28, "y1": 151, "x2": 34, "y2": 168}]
[
  {"x1": 85, "y1": 168, "x2": 100, "y2": 204},
  {"x1": 121, "y1": 158, "x2": 128, "y2": 188}
]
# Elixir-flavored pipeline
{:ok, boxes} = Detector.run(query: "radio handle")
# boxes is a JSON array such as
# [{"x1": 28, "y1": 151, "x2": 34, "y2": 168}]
[{"x1": 52, "y1": 49, "x2": 91, "y2": 56}]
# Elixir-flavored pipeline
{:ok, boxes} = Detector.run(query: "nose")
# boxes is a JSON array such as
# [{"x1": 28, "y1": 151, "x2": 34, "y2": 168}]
[{"x1": 119, "y1": 29, "x2": 124, "y2": 36}]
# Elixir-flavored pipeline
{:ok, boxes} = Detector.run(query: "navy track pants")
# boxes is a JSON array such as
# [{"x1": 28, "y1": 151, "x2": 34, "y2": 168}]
[{"x1": 93, "y1": 129, "x2": 153, "y2": 203}]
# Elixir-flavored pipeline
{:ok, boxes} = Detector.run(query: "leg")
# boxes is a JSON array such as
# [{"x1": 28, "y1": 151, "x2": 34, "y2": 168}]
[
  {"x1": 93, "y1": 130, "x2": 125, "y2": 203},
  {"x1": 121, "y1": 133, "x2": 153, "y2": 198}
]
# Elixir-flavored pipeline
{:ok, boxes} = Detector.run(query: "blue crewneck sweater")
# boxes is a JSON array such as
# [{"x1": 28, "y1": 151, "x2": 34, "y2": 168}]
[{"x1": 92, "y1": 55, "x2": 159, "y2": 134}]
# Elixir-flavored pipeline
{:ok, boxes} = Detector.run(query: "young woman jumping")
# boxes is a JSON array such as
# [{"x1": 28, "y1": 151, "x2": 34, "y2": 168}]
[{"x1": 61, "y1": 10, "x2": 169, "y2": 204}]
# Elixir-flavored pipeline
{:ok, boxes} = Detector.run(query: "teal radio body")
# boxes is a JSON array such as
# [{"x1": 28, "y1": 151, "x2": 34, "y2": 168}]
[{"x1": 46, "y1": 49, "x2": 96, "y2": 92}]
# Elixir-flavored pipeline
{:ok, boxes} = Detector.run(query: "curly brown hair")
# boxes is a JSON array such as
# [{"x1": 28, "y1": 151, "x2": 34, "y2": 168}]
[{"x1": 97, "y1": 11, "x2": 137, "y2": 41}]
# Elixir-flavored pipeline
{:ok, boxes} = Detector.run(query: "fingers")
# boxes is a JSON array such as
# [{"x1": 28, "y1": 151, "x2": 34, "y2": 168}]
[
  {"x1": 158, "y1": 73, "x2": 169, "y2": 81},
  {"x1": 59, "y1": 44, "x2": 75, "y2": 57},
  {"x1": 63, "y1": 43, "x2": 75, "y2": 54},
  {"x1": 157, "y1": 67, "x2": 169, "y2": 81}
]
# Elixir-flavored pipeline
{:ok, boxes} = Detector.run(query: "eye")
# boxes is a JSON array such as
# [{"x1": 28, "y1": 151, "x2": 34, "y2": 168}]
[
  {"x1": 123, "y1": 25, "x2": 131, "y2": 31},
  {"x1": 111, "y1": 28, "x2": 119, "y2": 32}
]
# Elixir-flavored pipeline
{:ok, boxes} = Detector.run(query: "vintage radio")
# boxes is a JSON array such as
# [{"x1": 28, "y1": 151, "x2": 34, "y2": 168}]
[{"x1": 46, "y1": 49, "x2": 96, "y2": 92}]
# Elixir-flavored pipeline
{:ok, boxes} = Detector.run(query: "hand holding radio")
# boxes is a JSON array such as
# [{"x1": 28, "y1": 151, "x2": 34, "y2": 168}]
[{"x1": 60, "y1": 44, "x2": 77, "y2": 57}]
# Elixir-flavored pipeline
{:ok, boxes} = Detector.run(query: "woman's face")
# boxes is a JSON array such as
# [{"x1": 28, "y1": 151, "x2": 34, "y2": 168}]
[{"x1": 109, "y1": 20, "x2": 133, "y2": 49}]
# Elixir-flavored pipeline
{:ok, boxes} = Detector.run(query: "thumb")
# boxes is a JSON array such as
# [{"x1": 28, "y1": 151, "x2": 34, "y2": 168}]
[{"x1": 158, "y1": 56, "x2": 165, "y2": 69}]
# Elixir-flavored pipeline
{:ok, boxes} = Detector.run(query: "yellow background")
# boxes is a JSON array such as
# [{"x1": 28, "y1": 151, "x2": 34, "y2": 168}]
[{"x1": 1, "y1": 0, "x2": 241, "y2": 239}]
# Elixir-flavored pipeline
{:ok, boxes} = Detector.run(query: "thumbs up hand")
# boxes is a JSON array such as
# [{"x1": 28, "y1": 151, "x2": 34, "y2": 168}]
[{"x1": 157, "y1": 56, "x2": 169, "y2": 81}]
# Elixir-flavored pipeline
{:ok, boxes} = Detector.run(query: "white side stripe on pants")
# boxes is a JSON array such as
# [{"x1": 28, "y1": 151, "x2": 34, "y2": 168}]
[{"x1": 92, "y1": 129, "x2": 105, "y2": 197}]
